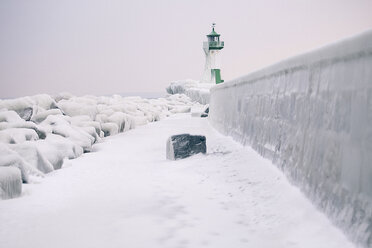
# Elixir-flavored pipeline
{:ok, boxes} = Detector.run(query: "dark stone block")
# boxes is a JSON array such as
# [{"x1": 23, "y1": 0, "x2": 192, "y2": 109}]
[
  {"x1": 200, "y1": 105, "x2": 209, "y2": 118},
  {"x1": 166, "y1": 134, "x2": 206, "y2": 160},
  {"x1": 204, "y1": 106, "x2": 209, "y2": 114}
]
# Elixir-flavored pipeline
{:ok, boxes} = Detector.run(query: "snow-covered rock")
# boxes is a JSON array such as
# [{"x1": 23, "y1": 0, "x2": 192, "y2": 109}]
[
  {"x1": 31, "y1": 108, "x2": 63, "y2": 123},
  {"x1": 166, "y1": 79, "x2": 212, "y2": 104},
  {"x1": 9, "y1": 142, "x2": 55, "y2": 174},
  {"x1": 57, "y1": 99, "x2": 98, "y2": 120},
  {"x1": 37, "y1": 134, "x2": 83, "y2": 169},
  {"x1": 0, "y1": 94, "x2": 58, "y2": 121},
  {"x1": 0, "y1": 167, "x2": 22, "y2": 200},
  {"x1": 0, "y1": 121, "x2": 47, "y2": 139},
  {"x1": 0, "y1": 128, "x2": 39, "y2": 144},
  {"x1": 0, "y1": 110, "x2": 24, "y2": 123},
  {"x1": 0, "y1": 144, "x2": 43, "y2": 183},
  {"x1": 101, "y1": 122, "x2": 119, "y2": 137}
]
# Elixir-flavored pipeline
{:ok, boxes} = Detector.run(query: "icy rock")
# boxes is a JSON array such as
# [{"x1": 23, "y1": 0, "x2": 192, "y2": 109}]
[
  {"x1": 191, "y1": 104, "x2": 207, "y2": 117},
  {"x1": 0, "y1": 167, "x2": 22, "y2": 200},
  {"x1": 31, "y1": 108, "x2": 63, "y2": 123},
  {"x1": 0, "y1": 110, "x2": 24, "y2": 123},
  {"x1": 101, "y1": 122, "x2": 119, "y2": 137},
  {"x1": 9, "y1": 142, "x2": 54, "y2": 174},
  {"x1": 203, "y1": 105, "x2": 209, "y2": 114},
  {"x1": 0, "y1": 97, "x2": 35, "y2": 116},
  {"x1": 200, "y1": 105, "x2": 209, "y2": 118},
  {"x1": 0, "y1": 143, "x2": 42, "y2": 183},
  {"x1": 30, "y1": 94, "x2": 58, "y2": 110},
  {"x1": 169, "y1": 106, "x2": 191, "y2": 114},
  {"x1": 41, "y1": 114, "x2": 94, "y2": 152},
  {"x1": 107, "y1": 112, "x2": 129, "y2": 132},
  {"x1": 40, "y1": 134, "x2": 83, "y2": 162},
  {"x1": 17, "y1": 107, "x2": 33, "y2": 121},
  {"x1": 58, "y1": 99, "x2": 98, "y2": 120},
  {"x1": 35, "y1": 135, "x2": 82, "y2": 170},
  {"x1": 0, "y1": 128, "x2": 39, "y2": 144},
  {"x1": 166, "y1": 80, "x2": 212, "y2": 104},
  {"x1": 53, "y1": 92, "x2": 74, "y2": 102},
  {"x1": 0, "y1": 121, "x2": 47, "y2": 139},
  {"x1": 0, "y1": 131, "x2": 15, "y2": 144},
  {"x1": 166, "y1": 79, "x2": 198, "y2": 94},
  {"x1": 166, "y1": 134, "x2": 206, "y2": 160},
  {"x1": 51, "y1": 124, "x2": 94, "y2": 152},
  {"x1": 73, "y1": 120, "x2": 102, "y2": 136}
]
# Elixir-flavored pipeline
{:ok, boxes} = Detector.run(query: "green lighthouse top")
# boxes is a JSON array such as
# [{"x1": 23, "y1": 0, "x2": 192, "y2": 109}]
[
  {"x1": 207, "y1": 23, "x2": 220, "y2": 37},
  {"x1": 204, "y1": 23, "x2": 224, "y2": 50}
]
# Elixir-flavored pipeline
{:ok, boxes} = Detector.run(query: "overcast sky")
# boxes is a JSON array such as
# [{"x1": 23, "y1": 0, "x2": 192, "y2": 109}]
[{"x1": 1, "y1": 0, "x2": 371, "y2": 98}]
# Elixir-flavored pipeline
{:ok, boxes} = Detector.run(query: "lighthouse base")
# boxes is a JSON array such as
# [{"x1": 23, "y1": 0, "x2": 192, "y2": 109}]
[{"x1": 211, "y1": 69, "x2": 224, "y2": 84}]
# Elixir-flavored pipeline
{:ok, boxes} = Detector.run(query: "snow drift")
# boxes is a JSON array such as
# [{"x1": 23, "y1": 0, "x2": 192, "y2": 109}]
[{"x1": 209, "y1": 30, "x2": 372, "y2": 247}]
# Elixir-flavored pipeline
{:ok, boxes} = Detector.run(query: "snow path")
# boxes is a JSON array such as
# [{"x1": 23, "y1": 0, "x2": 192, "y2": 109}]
[{"x1": 0, "y1": 114, "x2": 354, "y2": 248}]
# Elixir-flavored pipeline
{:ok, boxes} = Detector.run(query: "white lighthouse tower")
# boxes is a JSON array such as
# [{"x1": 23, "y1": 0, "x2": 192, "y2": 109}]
[{"x1": 202, "y1": 23, "x2": 225, "y2": 84}]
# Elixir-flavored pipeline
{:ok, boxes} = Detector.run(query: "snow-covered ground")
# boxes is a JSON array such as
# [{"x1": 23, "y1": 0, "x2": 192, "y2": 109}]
[{"x1": 0, "y1": 114, "x2": 354, "y2": 248}]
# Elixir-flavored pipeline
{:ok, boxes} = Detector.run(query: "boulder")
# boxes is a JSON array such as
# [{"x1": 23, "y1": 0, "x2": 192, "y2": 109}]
[
  {"x1": 166, "y1": 134, "x2": 206, "y2": 160},
  {"x1": 0, "y1": 167, "x2": 22, "y2": 200},
  {"x1": 201, "y1": 105, "x2": 209, "y2": 118},
  {"x1": 17, "y1": 107, "x2": 33, "y2": 121}
]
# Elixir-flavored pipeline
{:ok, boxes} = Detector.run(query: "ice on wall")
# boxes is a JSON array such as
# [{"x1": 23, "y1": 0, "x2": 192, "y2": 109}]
[
  {"x1": 0, "y1": 166, "x2": 22, "y2": 200},
  {"x1": 166, "y1": 79, "x2": 212, "y2": 104},
  {"x1": 209, "y1": 29, "x2": 372, "y2": 247},
  {"x1": 0, "y1": 92, "x2": 200, "y2": 199}
]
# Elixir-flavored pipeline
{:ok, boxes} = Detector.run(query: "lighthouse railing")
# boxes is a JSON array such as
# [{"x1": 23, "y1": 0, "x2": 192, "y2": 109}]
[{"x1": 204, "y1": 41, "x2": 224, "y2": 49}]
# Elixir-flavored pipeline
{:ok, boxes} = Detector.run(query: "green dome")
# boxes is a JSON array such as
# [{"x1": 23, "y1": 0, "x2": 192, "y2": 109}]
[{"x1": 207, "y1": 28, "x2": 220, "y2": 37}]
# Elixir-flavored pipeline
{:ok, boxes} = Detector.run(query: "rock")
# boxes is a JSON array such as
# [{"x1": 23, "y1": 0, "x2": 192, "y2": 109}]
[
  {"x1": 201, "y1": 105, "x2": 209, "y2": 118},
  {"x1": 101, "y1": 122, "x2": 119, "y2": 137},
  {"x1": 166, "y1": 134, "x2": 206, "y2": 160},
  {"x1": 204, "y1": 106, "x2": 209, "y2": 114},
  {"x1": 17, "y1": 107, "x2": 33, "y2": 121},
  {"x1": 9, "y1": 142, "x2": 55, "y2": 174},
  {"x1": 0, "y1": 167, "x2": 22, "y2": 200}
]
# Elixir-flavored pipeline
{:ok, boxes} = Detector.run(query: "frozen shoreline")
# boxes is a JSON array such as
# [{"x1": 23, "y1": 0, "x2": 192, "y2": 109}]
[{"x1": 0, "y1": 93, "x2": 202, "y2": 198}]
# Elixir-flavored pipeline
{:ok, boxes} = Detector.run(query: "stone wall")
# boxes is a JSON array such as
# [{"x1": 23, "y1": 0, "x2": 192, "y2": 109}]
[{"x1": 209, "y1": 30, "x2": 372, "y2": 247}]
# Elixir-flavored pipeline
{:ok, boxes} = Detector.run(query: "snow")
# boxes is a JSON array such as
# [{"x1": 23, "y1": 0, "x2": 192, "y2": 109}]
[
  {"x1": 0, "y1": 114, "x2": 354, "y2": 247},
  {"x1": 209, "y1": 29, "x2": 372, "y2": 247},
  {"x1": 0, "y1": 166, "x2": 22, "y2": 200}
]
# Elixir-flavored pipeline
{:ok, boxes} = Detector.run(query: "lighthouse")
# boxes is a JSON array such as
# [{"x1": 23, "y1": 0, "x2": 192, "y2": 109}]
[{"x1": 202, "y1": 23, "x2": 224, "y2": 84}]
